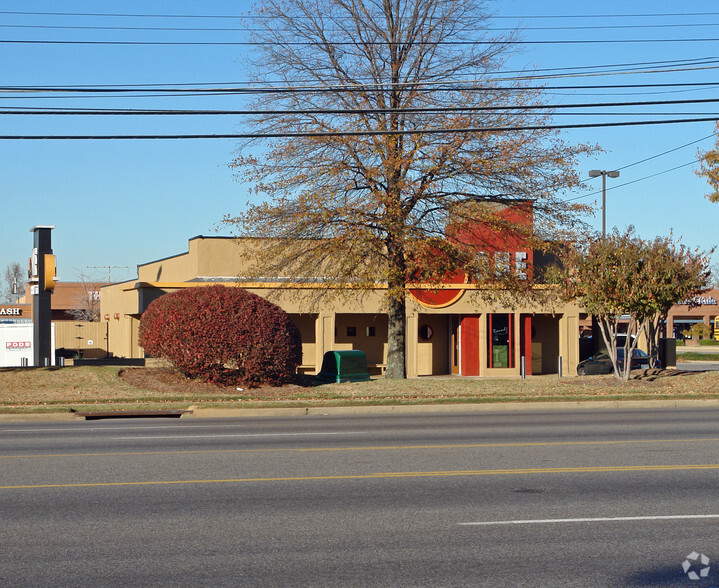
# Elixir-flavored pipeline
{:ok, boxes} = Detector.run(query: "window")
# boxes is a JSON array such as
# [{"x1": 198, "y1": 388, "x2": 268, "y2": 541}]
[
  {"x1": 488, "y1": 313, "x2": 514, "y2": 368},
  {"x1": 418, "y1": 324, "x2": 433, "y2": 341},
  {"x1": 346, "y1": 326, "x2": 357, "y2": 337},
  {"x1": 366, "y1": 326, "x2": 376, "y2": 337}
]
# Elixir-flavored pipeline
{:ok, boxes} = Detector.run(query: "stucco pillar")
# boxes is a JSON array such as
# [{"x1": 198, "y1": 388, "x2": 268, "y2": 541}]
[
  {"x1": 406, "y1": 312, "x2": 419, "y2": 378},
  {"x1": 478, "y1": 313, "x2": 487, "y2": 375},
  {"x1": 317, "y1": 312, "x2": 335, "y2": 372},
  {"x1": 559, "y1": 313, "x2": 578, "y2": 376}
]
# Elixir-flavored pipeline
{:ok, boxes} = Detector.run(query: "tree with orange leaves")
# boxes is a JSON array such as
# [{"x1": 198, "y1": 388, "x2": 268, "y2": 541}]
[
  {"x1": 696, "y1": 122, "x2": 719, "y2": 202},
  {"x1": 224, "y1": 0, "x2": 599, "y2": 379},
  {"x1": 556, "y1": 228, "x2": 709, "y2": 380}
]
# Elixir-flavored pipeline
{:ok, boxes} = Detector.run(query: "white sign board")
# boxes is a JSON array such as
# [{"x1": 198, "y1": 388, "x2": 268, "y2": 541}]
[{"x1": 0, "y1": 324, "x2": 55, "y2": 367}]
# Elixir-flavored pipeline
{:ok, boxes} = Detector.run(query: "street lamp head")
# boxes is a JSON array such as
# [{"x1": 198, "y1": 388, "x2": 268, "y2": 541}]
[
  {"x1": 589, "y1": 170, "x2": 601, "y2": 177},
  {"x1": 608, "y1": 170, "x2": 620, "y2": 178}
]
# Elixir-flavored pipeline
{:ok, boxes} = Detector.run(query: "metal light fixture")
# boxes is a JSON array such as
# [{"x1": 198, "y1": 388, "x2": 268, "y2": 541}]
[{"x1": 589, "y1": 170, "x2": 620, "y2": 237}]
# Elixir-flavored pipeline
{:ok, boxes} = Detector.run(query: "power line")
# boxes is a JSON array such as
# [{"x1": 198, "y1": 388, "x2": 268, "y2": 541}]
[
  {"x1": 616, "y1": 133, "x2": 718, "y2": 172},
  {"x1": 3, "y1": 10, "x2": 719, "y2": 19},
  {"x1": 2, "y1": 115, "x2": 718, "y2": 140},
  {"x1": 3, "y1": 81, "x2": 719, "y2": 95},
  {"x1": 565, "y1": 131, "x2": 718, "y2": 203},
  {"x1": 2, "y1": 96, "x2": 719, "y2": 116},
  {"x1": 3, "y1": 37, "x2": 719, "y2": 46},
  {"x1": 1, "y1": 55, "x2": 715, "y2": 90},
  {"x1": 567, "y1": 160, "x2": 702, "y2": 203},
  {"x1": 607, "y1": 160, "x2": 700, "y2": 190},
  {"x1": 3, "y1": 22, "x2": 719, "y2": 33}
]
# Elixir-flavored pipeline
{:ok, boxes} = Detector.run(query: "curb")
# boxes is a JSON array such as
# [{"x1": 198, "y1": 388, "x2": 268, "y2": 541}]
[
  {"x1": 0, "y1": 413, "x2": 76, "y2": 422},
  {"x1": 3, "y1": 398, "x2": 719, "y2": 422},
  {"x1": 183, "y1": 398, "x2": 719, "y2": 418}
]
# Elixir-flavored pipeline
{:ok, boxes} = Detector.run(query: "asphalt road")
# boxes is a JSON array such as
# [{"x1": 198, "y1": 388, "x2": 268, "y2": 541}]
[{"x1": 2, "y1": 409, "x2": 719, "y2": 587}]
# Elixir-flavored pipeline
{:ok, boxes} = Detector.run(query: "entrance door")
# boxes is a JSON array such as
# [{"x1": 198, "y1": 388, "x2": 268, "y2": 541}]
[{"x1": 450, "y1": 315, "x2": 460, "y2": 374}]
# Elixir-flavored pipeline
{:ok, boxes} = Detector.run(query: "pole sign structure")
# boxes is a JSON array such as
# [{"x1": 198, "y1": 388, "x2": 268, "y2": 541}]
[{"x1": 29, "y1": 225, "x2": 56, "y2": 367}]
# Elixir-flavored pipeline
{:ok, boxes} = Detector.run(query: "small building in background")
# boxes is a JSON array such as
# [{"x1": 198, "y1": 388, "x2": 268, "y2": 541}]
[
  {"x1": 1, "y1": 282, "x2": 110, "y2": 361},
  {"x1": 666, "y1": 289, "x2": 719, "y2": 341}
]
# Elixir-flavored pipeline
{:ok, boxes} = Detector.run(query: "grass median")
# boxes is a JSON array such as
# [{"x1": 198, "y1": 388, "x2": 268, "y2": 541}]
[{"x1": 0, "y1": 364, "x2": 718, "y2": 414}]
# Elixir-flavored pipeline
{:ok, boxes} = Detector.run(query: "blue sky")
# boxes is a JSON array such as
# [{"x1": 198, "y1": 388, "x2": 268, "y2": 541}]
[{"x1": 2, "y1": 0, "x2": 718, "y2": 285}]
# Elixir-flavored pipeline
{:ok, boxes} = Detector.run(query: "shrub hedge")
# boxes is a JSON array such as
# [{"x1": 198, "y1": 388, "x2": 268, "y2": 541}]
[{"x1": 138, "y1": 285, "x2": 302, "y2": 387}]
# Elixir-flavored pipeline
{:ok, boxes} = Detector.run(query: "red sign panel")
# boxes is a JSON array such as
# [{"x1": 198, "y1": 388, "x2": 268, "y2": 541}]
[{"x1": 6, "y1": 341, "x2": 31, "y2": 349}]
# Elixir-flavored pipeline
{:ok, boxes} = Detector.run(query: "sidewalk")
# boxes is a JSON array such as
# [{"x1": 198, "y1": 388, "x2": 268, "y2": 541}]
[{"x1": 676, "y1": 345, "x2": 719, "y2": 354}]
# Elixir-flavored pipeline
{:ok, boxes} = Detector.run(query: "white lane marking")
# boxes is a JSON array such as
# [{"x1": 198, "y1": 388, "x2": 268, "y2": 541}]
[
  {"x1": 110, "y1": 432, "x2": 368, "y2": 440},
  {"x1": 460, "y1": 514, "x2": 719, "y2": 526}
]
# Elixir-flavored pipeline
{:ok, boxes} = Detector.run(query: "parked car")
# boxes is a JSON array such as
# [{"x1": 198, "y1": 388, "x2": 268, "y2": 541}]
[{"x1": 577, "y1": 348, "x2": 659, "y2": 376}]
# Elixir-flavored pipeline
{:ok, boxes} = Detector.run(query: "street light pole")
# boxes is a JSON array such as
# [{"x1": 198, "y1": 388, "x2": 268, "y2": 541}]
[{"x1": 589, "y1": 169, "x2": 620, "y2": 237}]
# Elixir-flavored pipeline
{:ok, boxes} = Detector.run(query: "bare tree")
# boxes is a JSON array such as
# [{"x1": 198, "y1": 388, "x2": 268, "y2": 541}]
[
  {"x1": 65, "y1": 272, "x2": 102, "y2": 322},
  {"x1": 224, "y1": 0, "x2": 598, "y2": 378},
  {"x1": 2, "y1": 262, "x2": 26, "y2": 304}
]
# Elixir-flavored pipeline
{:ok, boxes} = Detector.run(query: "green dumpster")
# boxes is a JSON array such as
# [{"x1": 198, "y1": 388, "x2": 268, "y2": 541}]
[{"x1": 316, "y1": 350, "x2": 371, "y2": 383}]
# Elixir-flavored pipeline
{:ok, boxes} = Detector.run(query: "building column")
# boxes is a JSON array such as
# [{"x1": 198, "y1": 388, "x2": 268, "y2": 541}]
[
  {"x1": 317, "y1": 312, "x2": 335, "y2": 372},
  {"x1": 406, "y1": 312, "x2": 419, "y2": 378},
  {"x1": 559, "y1": 313, "x2": 577, "y2": 376},
  {"x1": 126, "y1": 315, "x2": 136, "y2": 358}
]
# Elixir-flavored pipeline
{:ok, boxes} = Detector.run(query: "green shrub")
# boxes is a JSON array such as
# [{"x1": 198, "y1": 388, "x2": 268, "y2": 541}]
[
  {"x1": 699, "y1": 338, "x2": 719, "y2": 346},
  {"x1": 138, "y1": 285, "x2": 302, "y2": 387}
]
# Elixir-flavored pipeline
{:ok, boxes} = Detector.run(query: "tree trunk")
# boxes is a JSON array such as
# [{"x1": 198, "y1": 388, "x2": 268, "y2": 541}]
[
  {"x1": 385, "y1": 293, "x2": 407, "y2": 379},
  {"x1": 644, "y1": 314, "x2": 661, "y2": 368}
]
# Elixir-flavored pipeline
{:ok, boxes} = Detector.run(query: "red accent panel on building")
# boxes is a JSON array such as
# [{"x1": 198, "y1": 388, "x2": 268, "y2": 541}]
[
  {"x1": 460, "y1": 315, "x2": 480, "y2": 376},
  {"x1": 408, "y1": 271, "x2": 466, "y2": 308},
  {"x1": 447, "y1": 201, "x2": 535, "y2": 281}
]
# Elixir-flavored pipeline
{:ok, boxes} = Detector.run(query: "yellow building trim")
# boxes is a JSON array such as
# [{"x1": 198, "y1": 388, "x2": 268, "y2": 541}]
[
  {"x1": 125, "y1": 281, "x2": 555, "y2": 292},
  {"x1": 124, "y1": 281, "x2": 388, "y2": 291}
]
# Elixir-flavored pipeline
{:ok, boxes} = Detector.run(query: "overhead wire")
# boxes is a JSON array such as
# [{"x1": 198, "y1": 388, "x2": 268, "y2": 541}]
[
  {"x1": 565, "y1": 132, "x2": 718, "y2": 203},
  {"x1": 2, "y1": 96, "x2": 719, "y2": 115},
  {"x1": 2, "y1": 9, "x2": 719, "y2": 19},
  {"x1": 2, "y1": 21, "x2": 719, "y2": 33},
  {"x1": 2, "y1": 115, "x2": 719, "y2": 140},
  {"x1": 3, "y1": 37, "x2": 719, "y2": 46},
  {"x1": 4, "y1": 8, "x2": 718, "y2": 205},
  {"x1": 3, "y1": 79, "x2": 719, "y2": 96}
]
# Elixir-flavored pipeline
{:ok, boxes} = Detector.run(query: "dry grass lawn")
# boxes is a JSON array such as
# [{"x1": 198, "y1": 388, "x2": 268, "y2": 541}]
[{"x1": 0, "y1": 364, "x2": 718, "y2": 413}]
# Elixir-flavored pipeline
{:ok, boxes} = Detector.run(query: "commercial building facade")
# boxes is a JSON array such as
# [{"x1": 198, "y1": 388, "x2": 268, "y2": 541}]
[
  {"x1": 666, "y1": 289, "x2": 719, "y2": 340},
  {"x1": 101, "y1": 234, "x2": 583, "y2": 377}
]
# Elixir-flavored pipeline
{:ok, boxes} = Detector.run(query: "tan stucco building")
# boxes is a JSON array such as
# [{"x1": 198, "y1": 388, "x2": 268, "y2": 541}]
[{"x1": 101, "y1": 235, "x2": 583, "y2": 377}]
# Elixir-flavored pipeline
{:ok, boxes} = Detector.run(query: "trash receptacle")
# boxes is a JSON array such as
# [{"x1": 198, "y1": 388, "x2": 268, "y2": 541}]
[
  {"x1": 659, "y1": 338, "x2": 676, "y2": 368},
  {"x1": 316, "y1": 350, "x2": 371, "y2": 383}
]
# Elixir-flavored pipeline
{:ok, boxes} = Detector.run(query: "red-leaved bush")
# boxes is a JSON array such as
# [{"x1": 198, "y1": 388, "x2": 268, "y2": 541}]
[{"x1": 138, "y1": 285, "x2": 302, "y2": 387}]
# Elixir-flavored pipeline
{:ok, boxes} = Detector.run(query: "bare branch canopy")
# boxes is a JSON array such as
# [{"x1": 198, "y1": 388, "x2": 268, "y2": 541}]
[{"x1": 224, "y1": 0, "x2": 599, "y2": 378}]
